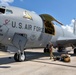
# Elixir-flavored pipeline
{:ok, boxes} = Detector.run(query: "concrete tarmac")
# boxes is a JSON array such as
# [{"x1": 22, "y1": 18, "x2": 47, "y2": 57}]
[{"x1": 0, "y1": 48, "x2": 76, "y2": 75}]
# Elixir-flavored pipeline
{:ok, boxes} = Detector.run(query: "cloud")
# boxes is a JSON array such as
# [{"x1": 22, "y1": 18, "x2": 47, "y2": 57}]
[
  {"x1": 61, "y1": 19, "x2": 74, "y2": 33},
  {"x1": 0, "y1": 0, "x2": 14, "y2": 6},
  {"x1": 62, "y1": 25, "x2": 73, "y2": 33}
]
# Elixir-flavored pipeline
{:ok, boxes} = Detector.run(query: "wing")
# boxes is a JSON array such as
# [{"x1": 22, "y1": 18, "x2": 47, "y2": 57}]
[{"x1": 57, "y1": 37, "x2": 76, "y2": 45}]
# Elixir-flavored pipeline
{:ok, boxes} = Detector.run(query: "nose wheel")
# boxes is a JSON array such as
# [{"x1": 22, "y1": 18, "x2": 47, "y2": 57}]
[{"x1": 14, "y1": 52, "x2": 26, "y2": 62}]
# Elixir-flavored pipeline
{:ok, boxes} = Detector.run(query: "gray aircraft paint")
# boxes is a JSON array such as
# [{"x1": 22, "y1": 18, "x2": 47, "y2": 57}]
[{"x1": 0, "y1": 6, "x2": 76, "y2": 52}]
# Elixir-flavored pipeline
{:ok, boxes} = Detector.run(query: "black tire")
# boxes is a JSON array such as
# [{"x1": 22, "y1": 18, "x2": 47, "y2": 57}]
[
  {"x1": 44, "y1": 48, "x2": 49, "y2": 53},
  {"x1": 58, "y1": 49, "x2": 62, "y2": 52},
  {"x1": 74, "y1": 48, "x2": 76, "y2": 54},
  {"x1": 14, "y1": 52, "x2": 26, "y2": 62},
  {"x1": 46, "y1": 49, "x2": 49, "y2": 52},
  {"x1": 14, "y1": 53, "x2": 19, "y2": 62},
  {"x1": 44, "y1": 48, "x2": 46, "y2": 53},
  {"x1": 24, "y1": 52, "x2": 26, "y2": 60},
  {"x1": 58, "y1": 47, "x2": 64, "y2": 52}
]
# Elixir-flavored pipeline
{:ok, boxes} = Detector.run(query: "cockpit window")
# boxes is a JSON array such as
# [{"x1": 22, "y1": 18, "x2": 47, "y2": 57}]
[
  {"x1": 5, "y1": 9, "x2": 13, "y2": 14},
  {"x1": 0, "y1": 7, "x2": 13, "y2": 14},
  {"x1": 0, "y1": 8, "x2": 5, "y2": 14}
]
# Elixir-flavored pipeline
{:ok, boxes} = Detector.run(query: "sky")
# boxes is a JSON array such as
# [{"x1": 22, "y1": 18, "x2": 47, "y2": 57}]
[{"x1": 0, "y1": 0, "x2": 76, "y2": 33}]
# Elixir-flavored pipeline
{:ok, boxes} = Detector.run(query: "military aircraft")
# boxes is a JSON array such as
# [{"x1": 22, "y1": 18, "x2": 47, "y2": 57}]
[{"x1": 0, "y1": 5, "x2": 76, "y2": 62}]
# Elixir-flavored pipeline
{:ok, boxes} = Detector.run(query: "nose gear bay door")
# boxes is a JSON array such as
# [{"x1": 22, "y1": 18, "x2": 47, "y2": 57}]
[{"x1": 12, "y1": 33, "x2": 27, "y2": 50}]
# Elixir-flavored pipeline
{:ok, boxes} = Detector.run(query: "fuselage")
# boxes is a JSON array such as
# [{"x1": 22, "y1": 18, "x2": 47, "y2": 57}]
[{"x1": 0, "y1": 6, "x2": 75, "y2": 49}]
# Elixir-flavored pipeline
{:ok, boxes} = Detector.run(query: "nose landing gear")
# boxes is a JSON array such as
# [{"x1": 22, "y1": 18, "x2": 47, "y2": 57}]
[
  {"x1": 12, "y1": 33, "x2": 27, "y2": 62},
  {"x1": 14, "y1": 51, "x2": 26, "y2": 62}
]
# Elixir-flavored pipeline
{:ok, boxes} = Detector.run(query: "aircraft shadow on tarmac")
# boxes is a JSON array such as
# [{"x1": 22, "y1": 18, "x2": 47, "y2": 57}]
[
  {"x1": 0, "y1": 51, "x2": 76, "y2": 66},
  {"x1": 0, "y1": 52, "x2": 49, "y2": 65}
]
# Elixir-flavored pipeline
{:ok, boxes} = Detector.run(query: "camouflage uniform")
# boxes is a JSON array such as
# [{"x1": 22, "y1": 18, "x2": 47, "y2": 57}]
[{"x1": 49, "y1": 44, "x2": 54, "y2": 59}]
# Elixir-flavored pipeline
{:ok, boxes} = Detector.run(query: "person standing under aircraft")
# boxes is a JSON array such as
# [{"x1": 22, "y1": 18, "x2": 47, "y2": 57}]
[{"x1": 49, "y1": 43, "x2": 54, "y2": 59}]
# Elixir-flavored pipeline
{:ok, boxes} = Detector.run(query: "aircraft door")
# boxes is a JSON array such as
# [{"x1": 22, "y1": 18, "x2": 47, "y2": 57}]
[
  {"x1": 0, "y1": 25, "x2": 9, "y2": 42},
  {"x1": 40, "y1": 14, "x2": 55, "y2": 35}
]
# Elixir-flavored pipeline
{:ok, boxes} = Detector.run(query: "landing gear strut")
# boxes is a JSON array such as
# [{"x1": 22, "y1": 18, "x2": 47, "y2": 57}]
[{"x1": 14, "y1": 51, "x2": 26, "y2": 62}]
